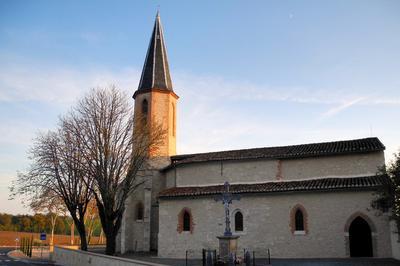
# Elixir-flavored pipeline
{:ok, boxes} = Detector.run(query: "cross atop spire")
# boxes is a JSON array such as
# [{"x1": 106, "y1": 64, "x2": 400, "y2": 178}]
[{"x1": 135, "y1": 12, "x2": 173, "y2": 97}]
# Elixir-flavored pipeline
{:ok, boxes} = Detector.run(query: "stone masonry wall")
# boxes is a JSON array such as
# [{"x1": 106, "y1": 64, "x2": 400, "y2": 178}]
[
  {"x1": 158, "y1": 190, "x2": 392, "y2": 258},
  {"x1": 168, "y1": 151, "x2": 384, "y2": 187},
  {"x1": 121, "y1": 156, "x2": 171, "y2": 253},
  {"x1": 134, "y1": 91, "x2": 177, "y2": 157},
  {"x1": 123, "y1": 89, "x2": 177, "y2": 253},
  {"x1": 150, "y1": 91, "x2": 177, "y2": 156}
]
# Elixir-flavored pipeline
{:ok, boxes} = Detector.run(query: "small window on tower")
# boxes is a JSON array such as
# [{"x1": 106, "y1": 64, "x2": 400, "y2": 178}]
[
  {"x1": 141, "y1": 99, "x2": 148, "y2": 123},
  {"x1": 142, "y1": 99, "x2": 148, "y2": 115}
]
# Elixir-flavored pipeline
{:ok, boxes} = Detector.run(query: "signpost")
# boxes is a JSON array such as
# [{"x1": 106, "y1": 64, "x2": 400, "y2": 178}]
[{"x1": 40, "y1": 233, "x2": 46, "y2": 258}]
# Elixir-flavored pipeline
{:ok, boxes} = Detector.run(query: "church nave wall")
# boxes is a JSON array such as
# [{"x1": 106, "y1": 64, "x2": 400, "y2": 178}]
[
  {"x1": 174, "y1": 159, "x2": 277, "y2": 187},
  {"x1": 167, "y1": 151, "x2": 384, "y2": 187},
  {"x1": 157, "y1": 190, "x2": 392, "y2": 259},
  {"x1": 281, "y1": 151, "x2": 384, "y2": 181}
]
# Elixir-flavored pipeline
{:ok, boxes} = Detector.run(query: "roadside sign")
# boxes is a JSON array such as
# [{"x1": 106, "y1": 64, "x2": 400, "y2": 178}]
[{"x1": 40, "y1": 233, "x2": 46, "y2": 240}]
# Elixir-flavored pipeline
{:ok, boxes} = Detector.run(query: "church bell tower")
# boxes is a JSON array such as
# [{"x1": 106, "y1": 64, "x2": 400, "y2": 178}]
[
  {"x1": 120, "y1": 12, "x2": 177, "y2": 253},
  {"x1": 133, "y1": 12, "x2": 178, "y2": 157}
]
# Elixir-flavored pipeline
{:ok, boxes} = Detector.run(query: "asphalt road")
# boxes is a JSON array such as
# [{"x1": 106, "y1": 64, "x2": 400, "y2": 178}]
[{"x1": 0, "y1": 248, "x2": 53, "y2": 266}]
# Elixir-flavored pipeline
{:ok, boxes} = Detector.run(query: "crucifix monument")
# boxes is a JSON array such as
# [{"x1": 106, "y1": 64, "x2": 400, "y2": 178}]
[{"x1": 215, "y1": 181, "x2": 240, "y2": 262}]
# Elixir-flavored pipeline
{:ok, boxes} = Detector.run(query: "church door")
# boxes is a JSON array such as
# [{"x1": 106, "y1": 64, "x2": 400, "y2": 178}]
[{"x1": 349, "y1": 217, "x2": 373, "y2": 257}]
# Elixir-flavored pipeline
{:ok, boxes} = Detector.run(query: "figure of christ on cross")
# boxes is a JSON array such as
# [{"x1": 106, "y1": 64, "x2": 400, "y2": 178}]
[{"x1": 215, "y1": 181, "x2": 240, "y2": 236}]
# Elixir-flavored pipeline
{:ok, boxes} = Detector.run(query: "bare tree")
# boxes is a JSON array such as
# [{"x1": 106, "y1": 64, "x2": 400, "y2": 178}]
[
  {"x1": 64, "y1": 87, "x2": 164, "y2": 255},
  {"x1": 11, "y1": 125, "x2": 94, "y2": 251}
]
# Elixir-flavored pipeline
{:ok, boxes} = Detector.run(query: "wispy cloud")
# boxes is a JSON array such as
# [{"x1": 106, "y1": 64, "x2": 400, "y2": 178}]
[
  {"x1": 0, "y1": 63, "x2": 141, "y2": 106},
  {"x1": 320, "y1": 97, "x2": 366, "y2": 118},
  {"x1": 173, "y1": 72, "x2": 400, "y2": 107},
  {"x1": 1, "y1": 62, "x2": 399, "y2": 108}
]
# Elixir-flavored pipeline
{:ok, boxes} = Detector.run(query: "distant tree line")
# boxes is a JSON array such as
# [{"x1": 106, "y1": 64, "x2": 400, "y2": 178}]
[{"x1": 0, "y1": 213, "x2": 102, "y2": 236}]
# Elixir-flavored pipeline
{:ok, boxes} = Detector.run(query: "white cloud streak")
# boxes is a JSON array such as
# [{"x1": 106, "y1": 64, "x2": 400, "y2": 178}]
[
  {"x1": 0, "y1": 64, "x2": 141, "y2": 106},
  {"x1": 173, "y1": 72, "x2": 400, "y2": 107},
  {"x1": 320, "y1": 97, "x2": 366, "y2": 118},
  {"x1": 0, "y1": 63, "x2": 399, "y2": 107}
]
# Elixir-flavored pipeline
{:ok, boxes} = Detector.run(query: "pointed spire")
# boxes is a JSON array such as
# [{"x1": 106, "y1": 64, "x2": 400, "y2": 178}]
[{"x1": 135, "y1": 12, "x2": 173, "y2": 96}]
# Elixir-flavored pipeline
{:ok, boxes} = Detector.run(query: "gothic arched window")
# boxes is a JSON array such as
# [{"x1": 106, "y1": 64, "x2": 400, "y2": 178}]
[
  {"x1": 234, "y1": 211, "x2": 243, "y2": 232},
  {"x1": 183, "y1": 211, "x2": 191, "y2": 231},
  {"x1": 290, "y1": 204, "x2": 308, "y2": 234},
  {"x1": 178, "y1": 208, "x2": 194, "y2": 233},
  {"x1": 136, "y1": 202, "x2": 144, "y2": 220},
  {"x1": 295, "y1": 209, "x2": 304, "y2": 231}
]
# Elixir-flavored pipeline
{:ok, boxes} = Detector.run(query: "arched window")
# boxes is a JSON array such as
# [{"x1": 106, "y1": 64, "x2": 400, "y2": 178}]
[
  {"x1": 136, "y1": 202, "x2": 144, "y2": 220},
  {"x1": 178, "y1": 208, "x2": 194, "y2": 233},
  {"x1": 234, "y1": 211, "x2": 243, "y2": 232},
  {"x1": 290, "y1": 204, "x2": 308, "y2": 234},
  {"x1": 183, "y1": 211, "x2": 191, "y2": 231},
  {"x1": 295, "y1": 209, "x2": 304, "y2": 231}
]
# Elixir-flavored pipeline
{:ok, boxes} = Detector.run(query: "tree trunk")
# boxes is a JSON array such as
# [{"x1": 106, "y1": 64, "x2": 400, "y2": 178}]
[
  {"x1": 105, "y1": 230, "x2": 117, "y2": 255},
  {"x1": 98, "y1": 230, "x2": 104, "y2": 244},
  {"x1": 76, "y1": 221, "x2": 88, "y2": 251},
  {"x1": 50, "y1": 226, "x2": 55, "y2": 246},
  {"x1": 71, "y1": 214, "x2": 88, "y2": 251},
  {"x1": 50, "y1": 215, "x2": 57, "y2": 246},
  {"x1": 96, "y1": 197, "x2": 124, "y2": 255}
]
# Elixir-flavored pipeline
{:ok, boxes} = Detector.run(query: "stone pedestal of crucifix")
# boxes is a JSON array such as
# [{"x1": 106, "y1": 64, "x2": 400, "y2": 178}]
[{"x1": 215, "y1": 181, "x2": 240, "y2": 263}]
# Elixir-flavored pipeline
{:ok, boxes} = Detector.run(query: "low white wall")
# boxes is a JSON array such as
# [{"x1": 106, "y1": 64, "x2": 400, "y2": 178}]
[{"x1": 53, "y1": 246, "x2": 167, "y2": 266}]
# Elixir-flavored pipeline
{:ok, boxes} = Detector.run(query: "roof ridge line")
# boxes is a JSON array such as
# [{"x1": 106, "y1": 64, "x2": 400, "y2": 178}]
[{"x1": 171, "y1": 137, "x2": 382, "y2": 159}]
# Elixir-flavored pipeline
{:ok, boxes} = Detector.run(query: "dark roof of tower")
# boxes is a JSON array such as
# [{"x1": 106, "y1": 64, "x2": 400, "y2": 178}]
[
  {"x1": 136, "y1": 12, "x2": 173, "y2": 95},
  {"x1": 161, "y1": 137, "x2": 385, "y2": 171}
]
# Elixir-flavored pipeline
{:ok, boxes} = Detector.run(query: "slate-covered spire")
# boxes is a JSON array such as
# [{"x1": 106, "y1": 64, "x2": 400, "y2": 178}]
[{"x1": 136, "y1": 12, "x2": 173, "y2": 94}]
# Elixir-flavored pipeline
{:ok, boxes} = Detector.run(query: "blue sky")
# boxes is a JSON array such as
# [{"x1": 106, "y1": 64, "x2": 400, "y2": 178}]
[{"x1": 1, "y1": 0, "x2": 399, "y2": 214}]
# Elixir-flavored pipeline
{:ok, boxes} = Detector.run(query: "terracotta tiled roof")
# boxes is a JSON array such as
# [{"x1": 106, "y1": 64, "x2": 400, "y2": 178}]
[
  {"x1": 158, "y1": 175, "x2": 387, "y2": 198},
  {"x1": 162, "y1": 138, "x2": 384, "y2": 170}
]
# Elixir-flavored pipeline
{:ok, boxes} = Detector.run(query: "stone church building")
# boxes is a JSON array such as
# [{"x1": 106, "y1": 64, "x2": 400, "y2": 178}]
[{"x1": 117, "y1": 14, "x2": 398, "y2": 259}]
